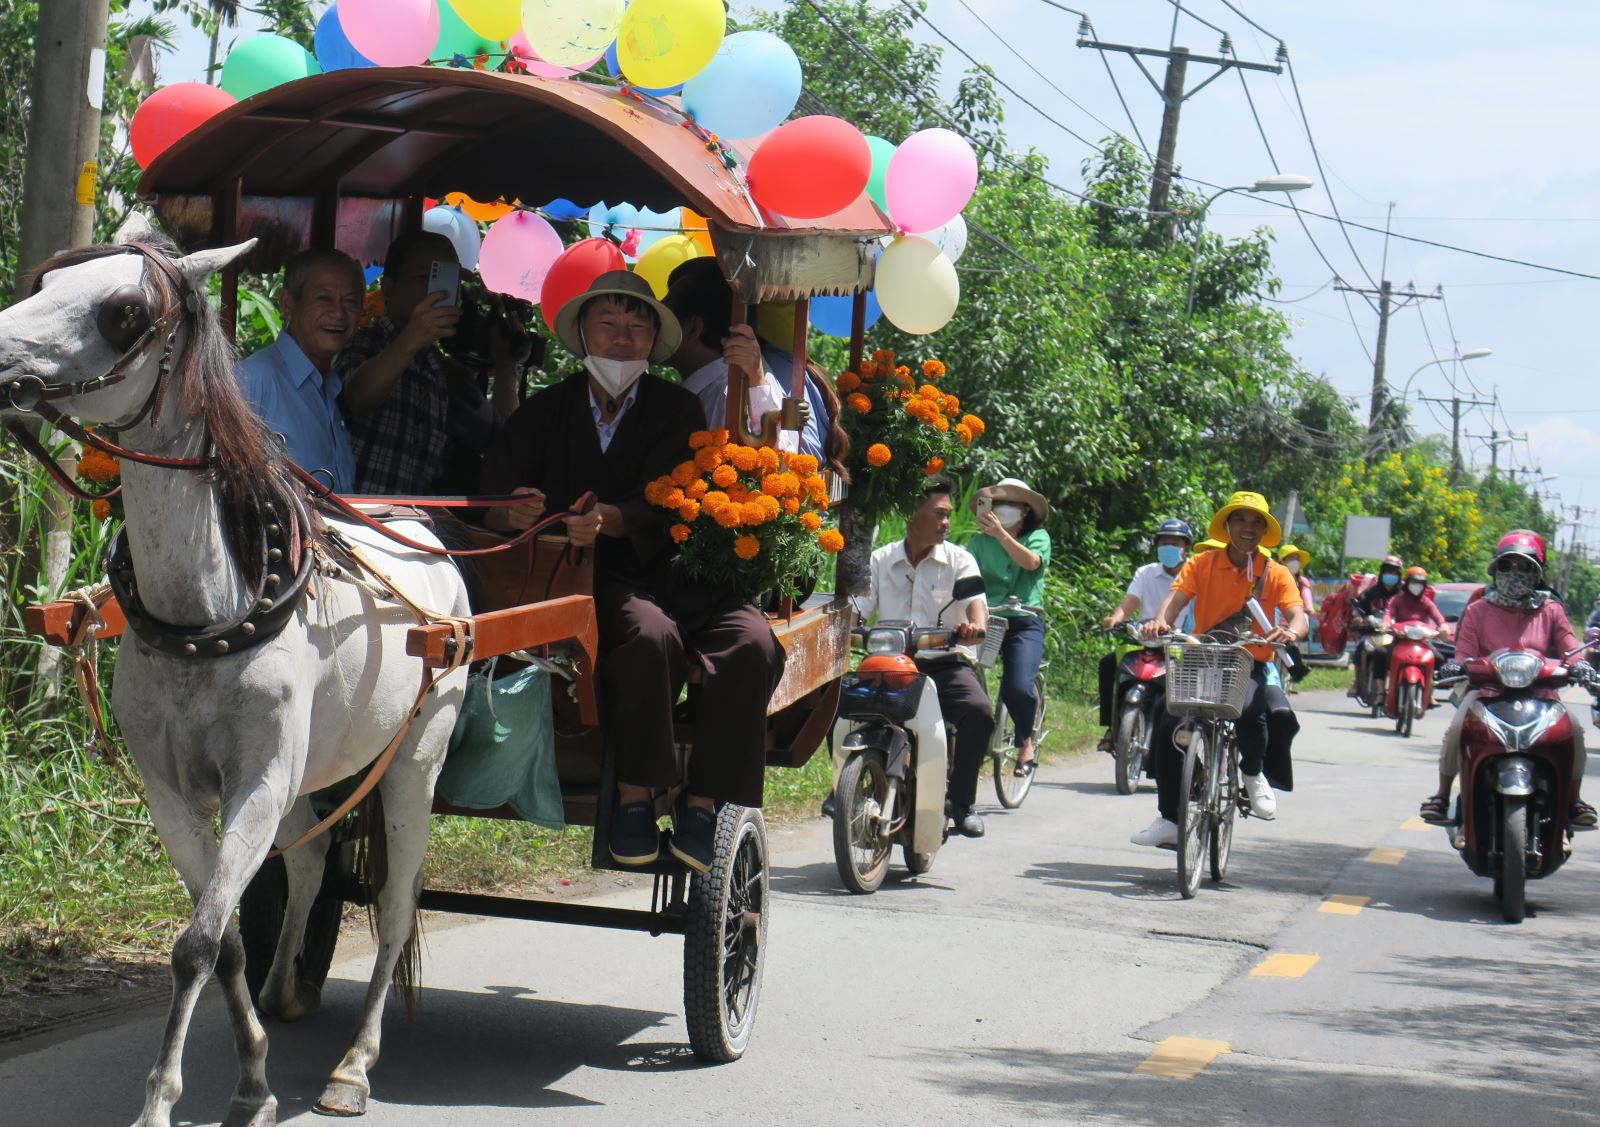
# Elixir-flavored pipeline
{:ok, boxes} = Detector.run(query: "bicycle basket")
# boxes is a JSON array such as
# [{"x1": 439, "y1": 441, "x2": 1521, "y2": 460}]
[
  {"x1": 977, "y1": 618, "x2": 1009, "y2": 669},
  {"x1": 1165, "y1": 643, "x2": 1254, "y2": 719}
]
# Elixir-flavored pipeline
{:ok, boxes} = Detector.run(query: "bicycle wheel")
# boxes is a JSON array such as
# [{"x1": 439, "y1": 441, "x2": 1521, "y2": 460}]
[
  {"x1": 1209, "y1": 732, "x2": 1237, "y2": 882},
  {"x1": 992, "y1": 699, "x2": 1035, "y2": 809},
  {"x1": 1175, "y1": 729, "x2": 1208, "y2": 900}
]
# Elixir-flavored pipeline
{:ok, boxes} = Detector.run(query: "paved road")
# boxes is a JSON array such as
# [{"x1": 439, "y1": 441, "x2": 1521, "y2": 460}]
[{"x1": 4, "y1": 689, "x2": 1597, "y2": 1125}]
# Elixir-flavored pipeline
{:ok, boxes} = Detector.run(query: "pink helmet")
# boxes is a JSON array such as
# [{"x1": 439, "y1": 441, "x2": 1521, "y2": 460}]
[{"x1": 1492, "y1": 529, "x2": 1546, "y2": 572}]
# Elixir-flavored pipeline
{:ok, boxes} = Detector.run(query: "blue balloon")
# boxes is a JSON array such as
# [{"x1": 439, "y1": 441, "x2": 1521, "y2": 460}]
[
  {"x1": 314, "y1": 8, "x2": 375, "y2": 73},
  {"x1": 603, "y1": 41, "x2": 683, "y2": 97},
  {"x1": 363, "y1": 264, "x2": 384, "y2": 285},
  {"x1": 682, "y1": 31, "x2": 802, "y2": 141},
  {"x1": 811, "y1": 291, "x2": 882, "y2": 338},
  {"x1": 542, "y1": 198, "x2": 590, "y2": 222}
]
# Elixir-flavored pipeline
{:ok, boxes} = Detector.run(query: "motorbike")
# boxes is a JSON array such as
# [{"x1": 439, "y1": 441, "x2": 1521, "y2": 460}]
[
  {"x1": 1437, "y1": 644, "x2": 1599, "y2": 923},
  {"x1": 829, "y1": 575, "x2": 986, "y2": 894},
  {"x1": 1353, "y1": 613, "x2": 1394, "y2": 716},
  {"x1": 1384, "y1": 621, "x2": 1439, "y2": 738},
  {"x1": 1103, "y1": 621, "x2": 1167, "y2": 794}
]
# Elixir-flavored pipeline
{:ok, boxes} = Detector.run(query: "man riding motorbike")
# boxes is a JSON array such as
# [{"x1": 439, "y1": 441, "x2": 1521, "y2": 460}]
[
  {"x1": 1098, "y1": 519, "x2": 1193, "y2": 753},
  {"x1": 1347, "y1": 554, "x2": 1405, "y2": 697},
  {"x1": 1420, "y1": 530, "x2": 1598, "y2": 828}
]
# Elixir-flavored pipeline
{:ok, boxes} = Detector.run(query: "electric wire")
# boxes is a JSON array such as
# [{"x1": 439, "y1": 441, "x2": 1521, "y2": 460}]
[
  {"x1": 1336, "y1": 287, "x2": 1376, "y2": 366},
  {"x1": 1209, "y1": 0, "x2": 1279, "y2": 41},
  {"x1": 1154, "y1": 0, "x2": 1230, "y2": 37},
  {"x1": 1258, "y1": 278, "x2": 1333, "y2": 303},
  {"x1": 1092, "y1": 39, "x2": 1152, "y2": 157},
  {"x1": 1282, "y1": 54, "x2": 1380, "y2": 289}
]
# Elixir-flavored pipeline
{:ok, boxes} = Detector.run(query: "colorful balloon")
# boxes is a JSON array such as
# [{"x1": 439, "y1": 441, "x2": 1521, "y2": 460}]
[
  {"x1": 509, "y1": 30, "x2": 601, "y2": 77},
  {"x1": 912, "y1": 213, "x2": 967, "y2": 264},
  {"x1": 479, "y1": 211, "x2": 565, "y2": 300},
  {"x1": 447, "y1": 0, "x2": 522, "y2": 39},
  {"x1": 875, "y1": 236, "x2": 959, "y2": 335},
  {"x1": 129, "y1": 83, "x2": 238, "y2": 169},
  {"x1": 616, "y1": 0, "x2": 725, "y2": 90},
  {"x1": 540, "y1": 237, "x2": 626, "y2": 331},
  {"x1": 542, "y1": 197, "x2": 591, "y2": 221},
  {"x1": 423, "y1": 205, "x2": 483, "y2": 271},
  {"x1": 633, "y1": 205, "x2": 680, "y2": 259},
  {"x1": 809, "y1": 290, "x2": 882, "y2": 338},
  {"x1": 864, "y1": 135, "x2": 895, "y2": 213},
  {"x1": 603, "y1": 40, "x2": 681, "y2": 96},
  {"x1": 444, "y1": 192, "x2": 516, "y2": 222},
  {"x1": 314, "y1": 7, "x2": 376, "y2": 72},
  {"x1": 680, "y1": 206, "x2": 714, "y2": 255},
  {"x1": 681, "y1": 31, "x2": 800, "y2": 141},
  {"x1": 747, "y1": 116, "x2": 872, "y2": 220},
  {"x1": 435, "y1": 1, "x2": 497, "y2": 60},
  {"x1": 633, "y1": 233, "x2": 704, "y2": 298},
  {"x1": 220, "y1": 35, "x2": 320, "y2": 101},
  {"x1": 884, "y1": 128, "x2": 978, "y2": 234},
  {"x1": 363, "y1": 265, "x2": 385, "y2": 285},
  {"x1": 337, "y1": 0, "x2": 440, "y2": 67},
  {"x1": 521, "y1": 0, "x2": 625, "y2": 67}
]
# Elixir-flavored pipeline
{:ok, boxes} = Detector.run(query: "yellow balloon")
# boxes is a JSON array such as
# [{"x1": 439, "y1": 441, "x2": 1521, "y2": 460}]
[
  {"x1": 634, "y1": 233, "x2": 704, "y2": 298},
  {"x1": 681, "y1": 206, "x2": 715, "y2": 256},
  {"x1": 448, "y1": 0, "x2": 522, "y2": 39},
  {"x1": 616, "y1": 0, "x2": 725, "y2": 89},
  {"x1": 444, "y1": 191, "x2": 516, "y2": 222},
  {"x1": 755, "y1": 302, "x2": 796, "y2": 350},
  {"x1": 875, "y1": 235, "x2": 959, "y2": 336},
  {"x1": 521, "y1": 0, "x2": 624, "y2": 66}
]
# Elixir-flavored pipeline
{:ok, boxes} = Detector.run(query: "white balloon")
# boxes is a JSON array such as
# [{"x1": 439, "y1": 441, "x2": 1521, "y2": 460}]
[
  {"x1": 913, "y1": 214, "x2": 967, "y2": 264},
  {"x1": 875, "y1": 235, "x2": 959, "y2": 336},
  {"x1": 423, "y1": 205, "x2": 481, "y2": 272}
]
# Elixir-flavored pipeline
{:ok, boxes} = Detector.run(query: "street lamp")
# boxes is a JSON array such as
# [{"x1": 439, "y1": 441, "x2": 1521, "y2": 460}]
[
  {"x1": 1185, "y1": 175, "x2": 1315, "y2": 317},
  {"x1": 1397, "y1": 348, "x2": 1494, "y2": 403}
]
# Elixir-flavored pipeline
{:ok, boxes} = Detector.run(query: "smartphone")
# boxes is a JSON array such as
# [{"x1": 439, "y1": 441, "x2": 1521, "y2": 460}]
[
  {"x1": 975, "y1": 496, "x2": 992, "y2": 520},
  {"x1": 426, "y1": 259, "x2": 460, "y2": 307}
]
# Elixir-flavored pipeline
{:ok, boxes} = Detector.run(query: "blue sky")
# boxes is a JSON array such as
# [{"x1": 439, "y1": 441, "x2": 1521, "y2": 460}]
[{"x1": 141, "y1": 1, "x2": 1600, "y2": 555}]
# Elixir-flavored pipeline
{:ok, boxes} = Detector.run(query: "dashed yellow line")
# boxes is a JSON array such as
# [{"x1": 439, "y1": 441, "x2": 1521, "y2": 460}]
[
  {"x1": 1133, "y1": 1037, "x2": 1231, "y2": 1079},
  {"x1": 1319, "y1": 894, "x2": 1371, "y2": 916},
  {"x1": 1399, "y1": 816, "x2": 1432, "y2": 832},
  {"x1": 1251, "y1": 952, "x2": 1321, "y2": 978},
  {"x1": 1365, "y1": 848, "x2": 1406, "y2": 865}
]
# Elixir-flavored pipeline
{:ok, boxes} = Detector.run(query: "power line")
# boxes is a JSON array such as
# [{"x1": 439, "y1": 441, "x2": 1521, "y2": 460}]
[
  {"x1": 1154, "y1": 0, "x2": 1230, "y2": 37},
  {"x1": 1091, "y1": 40, "x2": 1152, "y2": 157},
  {"x1": 1336, "y1": 287, "x2": 1375, "y2": 366},
  {"x1": 1209, "y1": 0, "x2": 1280, "y2": 41},
  {"x1": 1281, "y1": 53, "x2": 1379, "y2": 289},
  {"x1": 1259, "y1": 278, "x2": 1332, "y2": 304}
]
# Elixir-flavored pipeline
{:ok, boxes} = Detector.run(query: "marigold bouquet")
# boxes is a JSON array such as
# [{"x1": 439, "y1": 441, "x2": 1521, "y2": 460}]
[
  {"x1": 76, "y1": 443, "x2": 123, "y2": 523},
  {"x1": 645, "y1": 429, "x2": 843, "y2": 601},
  {"x1": 835, "y1": 350, "x2": 985, "y2": 522}
]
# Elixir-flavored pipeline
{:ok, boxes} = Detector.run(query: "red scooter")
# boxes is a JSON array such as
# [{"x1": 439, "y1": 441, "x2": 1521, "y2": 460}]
[
  {"x1": 1384, "y1": 621, "x2": 1439, "y2": 738},
  {"x1": 1440, "y1": 646, "x2": 1599, "y2": 923},
  {"x1": 1105, "y1": 622, "x2": 1167, "y2": 795}
]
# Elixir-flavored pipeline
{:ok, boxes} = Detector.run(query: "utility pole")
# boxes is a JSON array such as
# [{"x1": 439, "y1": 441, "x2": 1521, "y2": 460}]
[
  {"x1": 1335, "y1": 280, "x2": 1442, "y2": 461},
  {"x1": 1555, "y1": 505, "x2": 1595, "y2": 599},
  {"x1": 1465, "y1": 427, "x2": 1520, "y2": 475},
  {"x1": 1076, "y1": 25, "x2": 1283, "y2": 232},
  {"x1": 1417, "y1": 391, "x2": 1494, "y2": 487}
]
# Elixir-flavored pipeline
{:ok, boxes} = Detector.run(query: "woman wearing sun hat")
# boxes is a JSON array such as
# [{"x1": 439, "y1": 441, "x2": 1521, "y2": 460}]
[
  {"x1": 1279, "y1": 543, "x2": 1316, "y2": 615},
  {"x1": 967, "y1": 478, "x2": 1051, "y2": 773},
  {"x1": 1131, "y1": 491, "x2": 1308, "y2": 849}
]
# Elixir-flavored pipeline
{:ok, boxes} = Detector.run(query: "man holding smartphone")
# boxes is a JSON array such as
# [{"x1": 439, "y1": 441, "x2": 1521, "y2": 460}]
[{"x1": 335, "y1": 231, "x2": 524, "y2": 494}]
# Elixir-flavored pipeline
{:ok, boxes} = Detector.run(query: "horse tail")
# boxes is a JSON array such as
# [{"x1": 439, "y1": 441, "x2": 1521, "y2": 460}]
[{"x1": 350, "y1": 788, "x2": 424, "y2": 1021}]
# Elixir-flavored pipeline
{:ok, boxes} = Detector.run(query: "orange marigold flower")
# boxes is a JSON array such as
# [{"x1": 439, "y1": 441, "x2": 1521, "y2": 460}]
[
  {"x1": 713, "y1": 504, "x2": 744, "y2": 528},
  {"x1": 694, "y1": 446, "x2": 724, "y2": 472},
  {"x1": 758, "y1": 494, "x2": 781, "y2": 520},
  {"x1": 866, "y1": 443, "x2": 892, "y2": 468},
  {"x1": 858, "y1": 360, "x2": 877, "y2": 379},
  {"x1": 671, "y1": 461, "x2": 699, "y2": 488},
  {"x1": 77, "y1": 448, "x2": 121, "y2": 483},
  {"x1": 644, "y1": 479, "x2": 671, "y2": 506},
  {"x1": 932, "y1": 414, "x2": 949, "y2": 433},
  {"x1": 925, "y1": 457, "x2": 945, "y2": 475},
  {"x1": 712, "y1": 464, "x2": 738, "y2": 488},
  {"x1": 872, "y1": 348, "x2": 894, "y2": 367},
  {"x1": 727, "y1": 444, "x2": 761, "y2": 472},
  {"x1": 710, "y1": 428, "x2": 731, "y2": 446},
  {"x1": 783, "y1": 497, "x2": 801, "y2": 514},
  {"x1": 799, "y1": 511, "x2": 823, "y2": 532},
  {"x1": 895, "y1": 365, "x2": 912, "y2": 381},
  {"x1": 955, "y1": 423, "x2": 973, "y2": 445},
  {"x1": 761, "y1": 472, "x2": 800, "y2": 498},
  {"x1": 688, "y1": 429, "x2": 715, "y2": 449},
  {"x1": 741, "y1": 501, "x2": 771, "y2": 525},
  {"x1": 670, "y1": 523, "x2": 692, "y2": 543},
  {"x1": 678, "y1": 500, "x2": 701, "y2": 522},
  {"x1": 686, "y1": 478, "x2": 709, "y2": 500},
  {"x1": 726, "y1": 483, "x2": 749, "y2": 504},
  {"x1": 918, "y1": 383, "x2": 942, "y2": 401},
  {"x1": 922, "y1": 358, "x2": 946, "y2": 378},
  {"x1": 92, "y1": 498, "x2": 111, "y2": 522},
  {"x1": 787, "y1": 453, "x2": 819, "y2": 476},
  {"x1": 663, "y1": 487, "x2": 686, "y2": 509},
  {"x1": 847, "y1": 392, "x2": 872, "y2": 415},
  {"x1": 734, "y1": 534, "x2": 761, "y2": 560},
  {"x1": 817, "y1": 528, "x2": 845, "y2": 553},
  {"x1": 961, "y1": 414, "x2": 986, "y2": 437},
  {"x1": 894, "y1": 371, "x2": 913, "y2": 387},
  {"x1": 757, "y1": 446, "x2": 781, "y2": 472},
  {"x1": 943, "y1": 397, "x2": 961, "y2": 417},
  {"x1": 837, "y1": 371, "x2": 862, "y2": 393}
]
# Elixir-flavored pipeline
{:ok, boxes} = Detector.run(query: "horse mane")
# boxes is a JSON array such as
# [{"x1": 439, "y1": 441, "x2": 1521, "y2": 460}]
[{"x1": 32, "y1": 235, "x2": 303, "y2": 585}]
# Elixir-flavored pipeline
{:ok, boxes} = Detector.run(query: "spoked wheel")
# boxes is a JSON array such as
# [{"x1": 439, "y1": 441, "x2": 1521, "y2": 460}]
[
  {"x1": 1499, "y1": 795, "x2": 1528, "y2": 924},
  {"x1": 685, "y1": 805, "x2": 768, "y2": 1061},
  {"x1": 1397, "y1": 684, "x2": 1417, "y2": 738},
  {"x1": 832, "y1": 752, "x2": 892, "y2": 894},
  {"x1": 1175, "y1": 729, "x2": 1209, "y2": 900},
  {"x1": 1209, "y1": 736, "x2": 1238, "y2": 882},
  {"x1": 239, "y1": 850, "x2": 343, "y2": 1009},
  {"x1": 1114, "y1": 706, "x2": 1147, "y2": 795}
]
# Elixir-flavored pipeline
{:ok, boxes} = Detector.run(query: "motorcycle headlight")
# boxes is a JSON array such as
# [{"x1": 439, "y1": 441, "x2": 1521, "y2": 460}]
[
  {"x1": 1492, "y1": 651, "x2": 1543, "y2": 689},
  {"x1": 1403, "y1": 624, "x2": 1428, "y2": 640},
  {"x1": 865, "y1": 626, "x2": 910, "y2": 656}
]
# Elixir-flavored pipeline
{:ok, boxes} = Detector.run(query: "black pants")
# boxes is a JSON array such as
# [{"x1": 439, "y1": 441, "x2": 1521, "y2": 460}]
[
  {"x1": 917, "y1": 656, "x2": 995, "y2": 811},
  {"x1": 1098, "y1": 651, "x2": 1120, "y2": 727},
  {"x1": 1153, "y1": 663, "x2": 1271, "y2": 824}
]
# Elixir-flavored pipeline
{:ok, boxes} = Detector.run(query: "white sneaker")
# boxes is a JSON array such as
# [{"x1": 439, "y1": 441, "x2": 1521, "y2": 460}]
[
  {"x1": 1244, "y1": 773, "x2": 1277, "y2": 820},
  {"x1": 1130, "y1": 817, "x2": 1179, "y2": 849}
]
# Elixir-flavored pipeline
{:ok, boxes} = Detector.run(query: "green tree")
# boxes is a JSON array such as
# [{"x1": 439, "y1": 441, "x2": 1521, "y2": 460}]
[{"x1": 1301, "y1": 451, "x2": 1486, "y2": 577}]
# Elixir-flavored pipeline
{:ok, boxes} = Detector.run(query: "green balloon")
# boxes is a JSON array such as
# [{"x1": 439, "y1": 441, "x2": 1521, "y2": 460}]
[
  {"x1": 865, "y1": 135, "x2": 896, "y2": 213},
  {"x1": 435, "y1": 2, "x2": 498, "y2": 61},
  {"x1": 219, "y1": 35, "x2": 320, "y2": 102}
]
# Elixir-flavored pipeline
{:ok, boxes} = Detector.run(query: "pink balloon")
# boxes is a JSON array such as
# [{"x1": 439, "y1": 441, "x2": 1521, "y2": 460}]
[
  {"x1": 336, "y1": 0, "x2": 439, "y2": 67},
  {"x1": 509, "y1": 31, "x2": 601, "y2": 78},
  {"x1": 479, "y1": 211, "x2": 565, "y2": 300},
  {"x1": 883, "y1": 128, "x2": 978, "y2": 234}
]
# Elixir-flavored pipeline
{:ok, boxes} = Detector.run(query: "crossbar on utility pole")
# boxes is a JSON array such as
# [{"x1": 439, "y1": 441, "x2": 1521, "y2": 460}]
[
  {"x1": 1337, "y1": 280, "x2": 1443, "y2": 461},
  {"x1": 1465, "y1": 429, "x2": 1521, "y2": 476},
  {"x1": 1418, "y1": 392, "x2": 1494, "y2": 486}
]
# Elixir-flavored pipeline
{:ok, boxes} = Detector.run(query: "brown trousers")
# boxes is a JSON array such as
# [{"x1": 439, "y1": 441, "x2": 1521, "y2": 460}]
[{"x1": 596, "y1": 580, "x2": 786, "y2": 808}]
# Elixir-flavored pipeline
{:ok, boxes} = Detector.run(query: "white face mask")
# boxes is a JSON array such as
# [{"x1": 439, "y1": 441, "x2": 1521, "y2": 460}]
[
  {"x1": 1284, "y1": 559, "x2": 1301, "y2": 575},
  {"x1": 1407, "y1": 581, "x2": 1425, "y2": 597},
  {"x1": 581, "y1": 328, "x2": 650, "y2": 402},
  {"x1": 992, "y1": 502, "x2": 1027, "y2": 528}
]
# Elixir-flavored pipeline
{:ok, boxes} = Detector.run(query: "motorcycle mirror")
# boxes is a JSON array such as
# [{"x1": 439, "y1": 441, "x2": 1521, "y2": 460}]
[{"x1": 952, "y1": 576, "x2": 987, "y2": 601}]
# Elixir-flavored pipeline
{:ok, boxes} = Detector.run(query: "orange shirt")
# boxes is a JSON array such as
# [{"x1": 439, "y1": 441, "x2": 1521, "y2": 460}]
[{"x1": 1172, "y1": 549, "x2": 1302, "y2": 661}]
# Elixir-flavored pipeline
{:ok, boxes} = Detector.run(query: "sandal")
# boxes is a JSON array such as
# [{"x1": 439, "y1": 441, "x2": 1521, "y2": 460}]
[
  {"x1": 1012, "y1": 754, "x2": 1036, "y2": 777},
  {"x1": 1096, "y1": 732, "x2": 1115, "y2": 754},
  {"x1": 1570, "y1": 800, "x2": 1598, "y2": 829},
  {"x1": 1419, "y1": 794, "x2": 1450, "y2": 824}
]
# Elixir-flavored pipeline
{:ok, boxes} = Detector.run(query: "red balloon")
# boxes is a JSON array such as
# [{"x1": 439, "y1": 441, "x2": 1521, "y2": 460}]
[
  {"x1": 130, "y1": 83, "x2": 237, "y2": 169},
  {"x1": 539, "y1": 237, "x2": 627, "y2": 332},
  {"x1": 746, "y1": 116, "x2": 872, "y2": 220}
]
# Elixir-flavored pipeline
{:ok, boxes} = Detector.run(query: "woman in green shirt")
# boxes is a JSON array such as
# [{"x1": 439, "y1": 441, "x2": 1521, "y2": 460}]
[{"x1": 967, "y1": 479, "x2": 1052, "y2": 773}]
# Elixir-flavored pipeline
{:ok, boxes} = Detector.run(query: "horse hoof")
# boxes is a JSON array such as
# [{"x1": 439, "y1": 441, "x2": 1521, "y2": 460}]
[
  {"x1": 314, "y1": 1080, "x2": 368, "y2": 1118},
  {"x1": 223, "y1": 1095, "x2": 278, "y2": 1127}
]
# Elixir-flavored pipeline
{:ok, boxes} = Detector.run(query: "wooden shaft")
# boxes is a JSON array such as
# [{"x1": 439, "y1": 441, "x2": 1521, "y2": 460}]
[{"x1": 848, "y1": 291, "x2": 867, "y2": 372}]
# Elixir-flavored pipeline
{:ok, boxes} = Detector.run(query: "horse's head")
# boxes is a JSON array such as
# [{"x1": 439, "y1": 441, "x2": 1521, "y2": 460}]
[{"x1": 0, "y1": 213, "x2": 255, "y2": 430}]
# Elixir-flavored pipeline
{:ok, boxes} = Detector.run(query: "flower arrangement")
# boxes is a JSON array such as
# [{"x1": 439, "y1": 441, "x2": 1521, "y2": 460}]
[
  {"x1": 76, "y1": 444, "x2": 122, "y2": 523},
  {"x1": 645, "y1": 428, "x2": 842, "y2": 600},
  {"x1": 835, "y1": 350, "x2": 985, "y2": 522}
]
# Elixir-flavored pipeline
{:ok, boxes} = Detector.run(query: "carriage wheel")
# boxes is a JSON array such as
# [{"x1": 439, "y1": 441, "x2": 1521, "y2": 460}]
[
  {"x1": 684, "y1": 804, "x2": 769, "y2": 1062},
  {"x1": 238, "y1": 851, "x2": 343, "y2": 1007}
]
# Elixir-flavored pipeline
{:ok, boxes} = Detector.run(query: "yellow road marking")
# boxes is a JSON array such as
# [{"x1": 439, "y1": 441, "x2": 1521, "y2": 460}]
[
  {"x1": 1399, "y1": 816, "x2": 1431, "y2": 832},
  {"x1": 1365, "y1": 848, "x2": 1406, "y2": 865},
  {"x1": 1319, "y1": 894, "x2": 1370, "y2": 916},
  {"x1": 1133, "y1": 1037, "x2": 1231, "y2": 1079},
  {"x1": 1251, "y1": 953, "x2": 1321, "y2": 978}
]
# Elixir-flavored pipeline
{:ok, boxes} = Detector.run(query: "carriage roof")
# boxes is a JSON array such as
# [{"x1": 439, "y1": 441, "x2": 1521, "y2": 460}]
[{"x1": 137, "y1": 68, "x2": 893, "y2": 303}]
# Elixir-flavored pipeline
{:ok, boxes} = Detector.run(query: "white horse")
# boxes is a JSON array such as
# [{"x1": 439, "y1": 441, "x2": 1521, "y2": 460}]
[{"x1": 0, "y1": 215, "x2": 468, "y2": 1126}]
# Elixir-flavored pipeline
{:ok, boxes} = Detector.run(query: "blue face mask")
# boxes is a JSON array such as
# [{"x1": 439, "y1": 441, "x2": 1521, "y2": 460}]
[
  {"x1": 1380, "y1": 573, "x2": 1399, "y2": 588},
  {"x1": 1157, "y1": 545, "x2": 1185, "y2": 569}
]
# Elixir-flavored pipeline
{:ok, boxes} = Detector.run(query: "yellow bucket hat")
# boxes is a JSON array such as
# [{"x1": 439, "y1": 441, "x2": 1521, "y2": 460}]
[
  {"x1": 1280, "y1": 543, "x2": 1311, "y2": 569},
  {"x1": 1207, "y1": 490, "x2": 1283, "y2": 549},
  {"x1": 1193, "y1": 537, "x2": 1226, "y2": 555}
]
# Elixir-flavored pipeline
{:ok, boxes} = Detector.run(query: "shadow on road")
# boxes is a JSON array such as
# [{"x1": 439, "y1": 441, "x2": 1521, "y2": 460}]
[{"x1": 768, "y1": 858, "x2": 958, "y2": 898}]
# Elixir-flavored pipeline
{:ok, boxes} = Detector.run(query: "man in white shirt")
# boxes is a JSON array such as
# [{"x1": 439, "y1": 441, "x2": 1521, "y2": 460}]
[
  {"x1": 857, "y1": 477, "x2": 994, "y2": 837},
  {"x1": 1096, "y1": 519, "x2": 1194, "y2": 752}
]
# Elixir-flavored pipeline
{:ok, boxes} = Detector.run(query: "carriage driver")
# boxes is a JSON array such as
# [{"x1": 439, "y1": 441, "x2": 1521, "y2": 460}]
[{"x1": 480, "y1": 271, "x2": 786, "y2": 872}]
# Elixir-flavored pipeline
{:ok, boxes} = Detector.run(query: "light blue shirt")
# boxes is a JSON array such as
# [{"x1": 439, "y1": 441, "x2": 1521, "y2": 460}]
[
  {"x1": 588, "y1": 381, "x2": 640, "y2": 452},
  {"x1": 237, "y1": 332, "x2": 358, "y2": 493}
]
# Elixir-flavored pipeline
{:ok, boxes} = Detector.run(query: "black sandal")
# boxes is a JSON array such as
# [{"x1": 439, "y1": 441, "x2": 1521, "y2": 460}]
[
  {"x1": 1570, "y1": 800, "x2": 1598, "y2": 829},
  {"x1": 1419, "y1": 794, "x2": 1449, "y2": 823},
  {"x1": 1012, "y1": 755, "x2": 1036, "y2": 777}
]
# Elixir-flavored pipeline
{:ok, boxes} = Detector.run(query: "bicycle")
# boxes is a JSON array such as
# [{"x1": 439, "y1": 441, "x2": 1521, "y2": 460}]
[{"x1": 978, "y1": 598, "x2": 1049, "y2": 809}]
